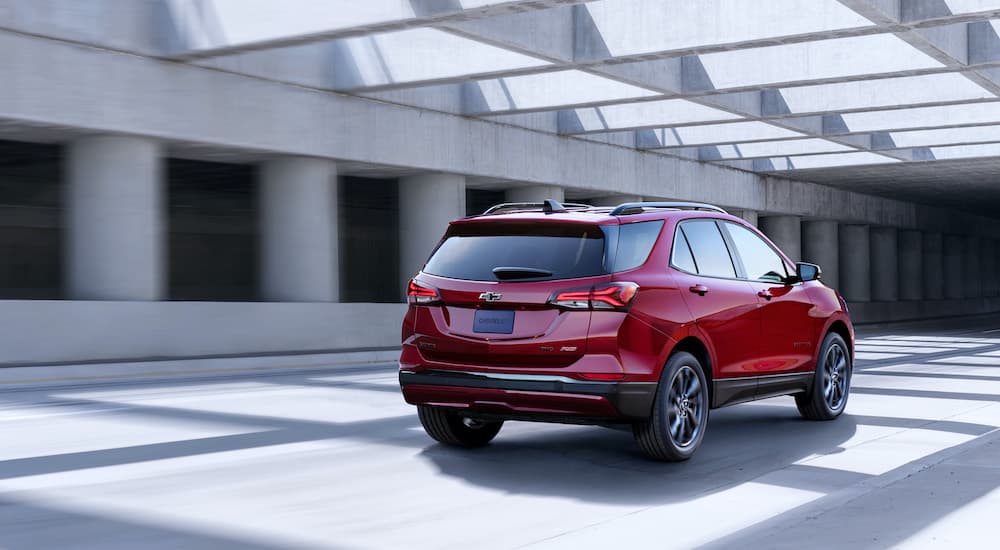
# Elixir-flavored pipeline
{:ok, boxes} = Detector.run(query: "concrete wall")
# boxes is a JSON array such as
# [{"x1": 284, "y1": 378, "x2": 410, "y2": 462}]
[
  {"x1": 848, "y1": 298, "x2": 1000, "y2": 325},
  {"x1": 0, "y1": 301, "x2": 406, "y2": 365}
]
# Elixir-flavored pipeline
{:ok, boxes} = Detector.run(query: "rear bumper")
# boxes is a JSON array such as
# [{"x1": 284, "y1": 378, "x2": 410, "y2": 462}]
[{"x1": 399, "y1": 369, "x2": 657, "y2": 419}]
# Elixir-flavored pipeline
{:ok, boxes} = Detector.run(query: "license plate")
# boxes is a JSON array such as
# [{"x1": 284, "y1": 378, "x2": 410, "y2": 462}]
[{"x1": 473, "y1": 310, "x2": 515, "y2": 334}]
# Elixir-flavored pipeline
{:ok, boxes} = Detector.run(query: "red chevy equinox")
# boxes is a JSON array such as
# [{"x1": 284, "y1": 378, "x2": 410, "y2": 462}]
[{"x1": 399, "y1": 200, "x2": 853, "y2": 461}]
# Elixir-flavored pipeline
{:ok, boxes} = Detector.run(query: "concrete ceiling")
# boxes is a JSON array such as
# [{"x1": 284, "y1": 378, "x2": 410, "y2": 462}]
[{"x1": 149, "y1": 0, "x2": 1000, "y2": 215}]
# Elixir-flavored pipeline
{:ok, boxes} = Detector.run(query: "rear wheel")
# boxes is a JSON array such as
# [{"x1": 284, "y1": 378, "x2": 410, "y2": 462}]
[
  {"x1": 633, "y1": 352, "x2": 710, "y2": 461},
  {"x1": 417, "y1": 405, "x2": 503, "y2": 447},
  {"x1": 796, "y1": 332, "x2": 851, "y2": 420}
]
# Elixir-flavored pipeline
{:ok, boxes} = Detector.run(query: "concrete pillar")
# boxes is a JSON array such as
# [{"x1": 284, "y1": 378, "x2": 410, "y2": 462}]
[
  {"x1": 944, "y1": 235, "x2": 965, "y2": 300},
  {"x1": 66, "y1": 136, "x2": 164, "y2": 300},
  {"x1": 759, "y1": 215, "x2": 801, "y2": 262},
  {"x1": 984, "y1": 239, "x2": 998, "y2": 297},
  {"x1": 259, "y1": 157, "x2": 339, "y2": 302},
  {"x1": 870, "y1": 227, "x2": 899, "y2": 302},
  {"x1": 731, "y1": 209, "x2": 759, "y2": 227},
  {"x1": 802, "y1": 220, "x2": 839, "y2": 290},
  {"x1": 590, "y1": 194, "x2": 642, "y2": 207},
  {"x1": 399, "y1": 173, "x2": 466, "y2": 294},
  {"x1": 505, "y1": 185, "x2": 565, "y2": 203},
  {"x1": 839, "y1": 224, "x2": 870, "y2": 303},
  {"x1": 923, "y1": 232, "x2": 944, "y2": 300},
  {"x1": 965, "y1": 235, "x2": 982, "y2": 299},
  {"x1": 897, "y1": 230, "x2": 923, "y2": 301}
]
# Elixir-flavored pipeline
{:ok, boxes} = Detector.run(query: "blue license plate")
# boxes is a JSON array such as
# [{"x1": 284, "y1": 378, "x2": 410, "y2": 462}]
[{"x1": 473, "y1": 310, "x2": 515, "y2": 334}]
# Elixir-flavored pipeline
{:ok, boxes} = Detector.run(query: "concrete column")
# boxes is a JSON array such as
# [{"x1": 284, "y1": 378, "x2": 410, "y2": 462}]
[
  {"x1": 802, "y1": 220, "x2": 839, "y2": 290},
  {"x1": 965, "y1": 235, "x2": 982, "y2": 299},
  {"x1": 944, "y1": 235, "x2": 965, "y2": 300},
  {"x1": 66, "y1": 136, "x2": 164, "y2": 301},
  {"x1": 505, "y1": 185, "x2": 564, "y2": 203},
  {"x1": 984, "y1": 239, "x2": 998, "y2": 297},
  {"x1": 259, "y1": 157, "x2": 339, "y2": 302},
  {"x1": 590, "y1": 194, "x2": 642, "y2": 207},
  {"x1": 400, "y1": 173, "x2": 466, "y2": 294},
  {"x1": 923, "y1": 232, "x2": 944, "y2": 300},
  {"x1": 759, "y1": 215, "x2": 802, "y2": 262},
  {"x1": 898, "y1": 230, "x2": 923, "y2": 301},
  {"x1": 870, "y1": 227, "x2": 899, "y2": 302},
  {"x1": 839, "y1": 224, "x2": 870, "y2": 303}
]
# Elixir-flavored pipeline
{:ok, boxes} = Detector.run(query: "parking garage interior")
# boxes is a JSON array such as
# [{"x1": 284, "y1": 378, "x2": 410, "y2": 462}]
[{"x1": 3, "y1": 1, "x2": 1000, "y2": 547}]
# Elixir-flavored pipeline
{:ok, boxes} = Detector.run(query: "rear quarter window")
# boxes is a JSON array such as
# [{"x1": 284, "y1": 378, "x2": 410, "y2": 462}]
[{"x1": 611, "y1": 221, "x2": 664, "y2": 272}]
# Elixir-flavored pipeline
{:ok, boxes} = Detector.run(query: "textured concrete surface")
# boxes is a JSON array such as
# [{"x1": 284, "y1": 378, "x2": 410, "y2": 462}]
[
  {"x1": 1, "y1": 317, "x2": 999, "y2": 548},
  {"x1": 66, "y1": 136, "x2": 165, "y2": 301},
  {"x1": 0, "y1": 301, "x2": 406, "y2": 365},
  {"x1": 259, "y1": 157, "x2": 340, "y2": 303}
]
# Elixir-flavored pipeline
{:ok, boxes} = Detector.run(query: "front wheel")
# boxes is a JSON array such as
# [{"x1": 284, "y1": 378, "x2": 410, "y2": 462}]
[
  {"x1": 633, "y1": 351, "x2": 710, "y2": 461},
  {"x1": 417, "y1": 405, "x2": 503, "y2": 447},
  {"x1": 796, "y1": 332, "x2": 852, "y2": 420}
]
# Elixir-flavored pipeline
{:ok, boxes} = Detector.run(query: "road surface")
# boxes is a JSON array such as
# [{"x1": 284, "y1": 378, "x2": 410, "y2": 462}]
[{"x1": 2, "y1": 319, "x2": 999, "y2": 549}]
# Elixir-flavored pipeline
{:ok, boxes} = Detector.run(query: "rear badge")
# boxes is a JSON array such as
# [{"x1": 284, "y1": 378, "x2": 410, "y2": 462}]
[
  {"x1": 560, "y1": 346, "x2": 578, "y2": 352},
  {"x1": 479, "y1": 291, "x2": 503, "y2": 302}
]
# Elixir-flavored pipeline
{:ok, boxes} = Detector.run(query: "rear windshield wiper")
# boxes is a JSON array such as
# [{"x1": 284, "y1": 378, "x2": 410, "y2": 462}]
[{"x1": 492, "y1": 267, "x2": 553, "y2": 280}]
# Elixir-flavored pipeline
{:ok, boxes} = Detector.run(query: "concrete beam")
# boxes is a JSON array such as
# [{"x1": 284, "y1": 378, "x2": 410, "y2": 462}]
[
  {"x1": 835, "y1": 0, "x2": 901, "y2": 24},
  {"x1": 506, "y1": 185, "x2": 565, "y2": 203},
  {"x1": 442, "y1": 6, "x2": 576, "y2": 63},
  {"x1": 4, "y1": 30, "x2": 1000, "y2": 238},
  {"x1": 901, "y1": 0, "x2": 1000, "y2": 24},
  {"x1": 158, "y1": 0, "x2": 595, "y2": 60}
]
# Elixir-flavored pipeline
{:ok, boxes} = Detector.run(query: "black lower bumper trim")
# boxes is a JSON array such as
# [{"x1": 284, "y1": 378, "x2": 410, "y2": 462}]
[{"x1": 399, "y1": 369, "x2": 657, "y2": 418}]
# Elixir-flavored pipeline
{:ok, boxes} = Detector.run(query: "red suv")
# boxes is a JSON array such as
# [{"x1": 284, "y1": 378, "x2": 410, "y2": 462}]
[{"x1": 399, "y1": 200, "x2": 853, "y2": 461}]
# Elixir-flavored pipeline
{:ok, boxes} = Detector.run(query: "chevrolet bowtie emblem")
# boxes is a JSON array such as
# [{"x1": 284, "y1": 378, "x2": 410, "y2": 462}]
[{"x1": 479, "y1": 291, "x2": 503, "y2": 302}]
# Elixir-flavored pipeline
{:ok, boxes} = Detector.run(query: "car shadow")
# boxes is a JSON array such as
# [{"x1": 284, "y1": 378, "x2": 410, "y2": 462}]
[{"x1": 419, "y1": 400, "x2": 862, "y2": 506}]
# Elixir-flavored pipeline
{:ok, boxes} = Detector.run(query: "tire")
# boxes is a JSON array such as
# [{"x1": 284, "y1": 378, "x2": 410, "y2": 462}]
[
  {"x1": 417, "y1": 405, "x2": 503, "y2": 447},
  {"x1": 796, "y1": 332, "x2": 852, "y2": 421},
  {"x1": 633, "y1": 351, "x2": 710, "y2": 461}
]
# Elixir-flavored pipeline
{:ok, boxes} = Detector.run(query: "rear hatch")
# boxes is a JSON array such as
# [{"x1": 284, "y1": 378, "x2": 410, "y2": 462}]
[{"x1": 410, "y1": 219, "x2": 615, "y2": 368}]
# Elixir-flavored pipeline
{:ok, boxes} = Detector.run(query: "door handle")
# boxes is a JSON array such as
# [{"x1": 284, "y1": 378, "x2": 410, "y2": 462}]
[
  {"x1": 689, "y1": 284, "x2": 709, "y2": 296},
  {"x1": 757, "y1": 289, "x2": 773, "y2": 301}
]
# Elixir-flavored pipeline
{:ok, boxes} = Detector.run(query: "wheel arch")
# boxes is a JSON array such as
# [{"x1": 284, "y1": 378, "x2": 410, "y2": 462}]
[
  {"x1": 668, "y1": 335, "x2": 714, "y2": 405},
  {"x1": 824, "y1": 318, "x2": 854, "y2": 361}
]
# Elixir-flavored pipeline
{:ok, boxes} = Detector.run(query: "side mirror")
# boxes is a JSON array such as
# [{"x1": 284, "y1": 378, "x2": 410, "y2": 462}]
[{"x1": 796, "y1": 262, "x2": 822, "y2": 282}]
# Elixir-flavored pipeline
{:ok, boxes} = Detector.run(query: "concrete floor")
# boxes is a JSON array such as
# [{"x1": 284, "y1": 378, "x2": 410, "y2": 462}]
[{"x1": 2, "y1": 319, "x2": 1000, "y2": 549}]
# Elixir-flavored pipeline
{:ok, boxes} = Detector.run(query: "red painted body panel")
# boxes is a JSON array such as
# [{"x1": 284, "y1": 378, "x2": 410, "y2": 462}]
[{"x1": 399, "y1": 209, "x2": 854, "y2": 420}]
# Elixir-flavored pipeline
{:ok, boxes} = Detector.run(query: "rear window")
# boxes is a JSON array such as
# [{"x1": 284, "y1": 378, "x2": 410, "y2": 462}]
[
  {"x1": 424, "y1": 223, "x2": 608, "y2": 281},
  {"x1": 422, "y1": 220, "x2": 664, "y2": 282}
]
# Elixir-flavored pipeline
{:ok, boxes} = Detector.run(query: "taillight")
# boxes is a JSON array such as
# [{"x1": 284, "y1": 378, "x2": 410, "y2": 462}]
[
  {"x1": 407, "y1": 280, "x2": 440, "y2": 305},
  {"x1": 549, "y1": 282, "x2": 639, "y2": 311}
]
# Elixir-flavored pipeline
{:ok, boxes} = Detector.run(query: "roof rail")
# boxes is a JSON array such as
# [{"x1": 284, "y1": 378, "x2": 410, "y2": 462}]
[
  {"x1": 610, "y1": 202, "x2": 728, "y2": 216},
  {"x1": 483, "y1": 199, "x2": 592, "y2": 215}
]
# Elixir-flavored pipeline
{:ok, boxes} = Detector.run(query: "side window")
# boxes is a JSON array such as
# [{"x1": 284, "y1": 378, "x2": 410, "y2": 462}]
[
  {"x1": 723, "y1": 222, "x2": 788, "y2": 283},
  {"x1": 671, "y1": 227, "x2": 697, "y2": 273},
  {"x1": 614, "y1": 221, "x2": 664, "y2": 272},
  {"x1": 680, "y1": 220, "x2": 737, "y2": 278}
]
